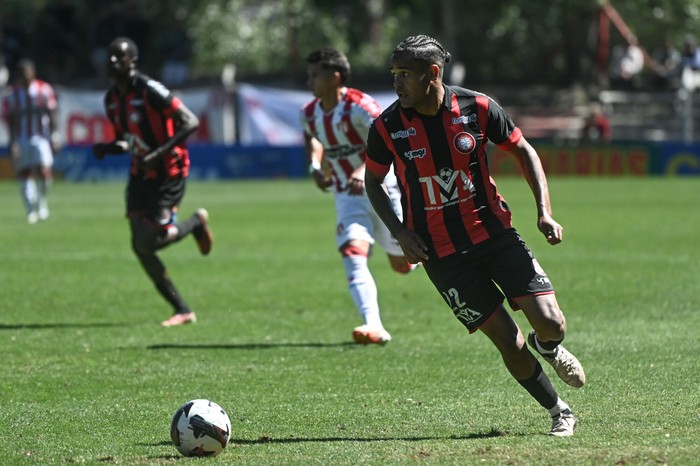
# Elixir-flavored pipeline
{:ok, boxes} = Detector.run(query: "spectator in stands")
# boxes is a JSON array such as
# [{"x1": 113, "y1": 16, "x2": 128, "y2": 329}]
[
  {"x1": 681, "y1": 34, "x2": 700, "y2": 70},
  {"x1": 609, "y1": 40, "x2": 645, "y2": 90},
  {"x1": 580, "y1": 102, "x2": 612, "y2": 143},
  {"x1": 680, "y1": 34, "x2": 700, "y2": 91},
  {"x1": 651, "y1": 37, "x2": 681, "y2": 90}
]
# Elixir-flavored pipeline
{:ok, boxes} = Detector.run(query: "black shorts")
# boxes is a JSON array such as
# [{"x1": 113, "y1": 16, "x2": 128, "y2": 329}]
[
  {"x1": 422, "y1": 229, "x2": 555, "y2": 333},
  {"x1": 126, "y1": 175, "x2": 186, "y2": 226}
]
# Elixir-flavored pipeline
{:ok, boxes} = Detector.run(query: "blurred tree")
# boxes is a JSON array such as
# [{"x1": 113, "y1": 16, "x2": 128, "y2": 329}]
[{"x1": 3, "y1": 0, "x2": 700, "y2": 88}]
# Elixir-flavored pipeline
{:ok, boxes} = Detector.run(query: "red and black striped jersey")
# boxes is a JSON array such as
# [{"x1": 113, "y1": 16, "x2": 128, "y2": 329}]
[
  {"x1": 300, "y1": 87, "x2": 381, "y2": 192},
  {"x1": 2, "y1": 79, "x2": 57, "y2": 142},
  {"x1": 103, "y1": 72, "x2": 189, "y2": 179},
  {"x1": 366, "y1": 84, "x2": 522, "y2": 259}
]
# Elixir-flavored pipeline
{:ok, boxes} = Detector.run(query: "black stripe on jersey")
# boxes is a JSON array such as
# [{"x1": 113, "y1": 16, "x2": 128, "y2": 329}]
[
  {"x1": 377, "y1": 110, "x2": 436, "y2": 255},
  {"x1": 133, "y1": 84, "x2": 160, "y2": 153},
  {"x1": 459, "y1": 94, "x2": 508, "y2": 237},
  {"x1": 425, "y1": 111, "x2": 473, "y2": 251}
]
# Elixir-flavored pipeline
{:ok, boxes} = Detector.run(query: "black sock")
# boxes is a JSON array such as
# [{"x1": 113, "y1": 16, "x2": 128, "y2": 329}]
[
  {"x1": 155, "y1": 276, "x2": 191, "y2": 314},
  {"x1": 174, "y1": 214, "x2": 200, "y2": 242},
  {"x1": 135, "y1": 252, "x2": 191, "y2": 314},
  {"x1": 536, "y1": 335, "x2": 563, "y2": 352},
  {"x1": 517, "y1": 361, "x2": 559, "y2": 410}
]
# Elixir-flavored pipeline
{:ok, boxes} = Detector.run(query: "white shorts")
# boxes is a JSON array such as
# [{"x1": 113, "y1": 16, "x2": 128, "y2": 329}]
[
  {"x1": 15, "y1": 135, "x2": 54, "y2": 173},
  {"x1": 334, "y1": 178, "x2": 404, "y2": 257}
]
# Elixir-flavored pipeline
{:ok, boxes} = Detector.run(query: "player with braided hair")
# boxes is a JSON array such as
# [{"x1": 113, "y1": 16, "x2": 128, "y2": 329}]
[{"x1": 365, "y1": 35, "x2": 585, "y2": 436}]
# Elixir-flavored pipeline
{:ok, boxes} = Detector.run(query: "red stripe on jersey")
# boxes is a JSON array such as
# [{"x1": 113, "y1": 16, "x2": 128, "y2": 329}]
[
  {"x1": 366, "y1": 157, "x2": 390, "y2": 177},
  {"x1": 322, "y1": 112, "x2": 338, "y2": 146},
  {"x1": 497, "y1": 126, "x2": 522, "y2": 150},
  {"x1": 475, "y1": 94, "x2": 511, "y2": 231},
  {"x1": 448, "y1": 94, "x2": 490, "y2": 245},
  {"x1": 400, "y1": 110, "x2": 456, "y2": 257},
  {"x1": 303, "y1": 99, "x2": 318, "y2": 135}
]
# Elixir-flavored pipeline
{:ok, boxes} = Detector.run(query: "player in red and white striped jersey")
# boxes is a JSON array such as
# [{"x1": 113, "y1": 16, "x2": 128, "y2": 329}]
[
  {"x1": 2, "y1": 59, "x2": 60, "y2": 224},
  {"x1": 300, "y1": 48, "x2": 416, "y2": 345}
]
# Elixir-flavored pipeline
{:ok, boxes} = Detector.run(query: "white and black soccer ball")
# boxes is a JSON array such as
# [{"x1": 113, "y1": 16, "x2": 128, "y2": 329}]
[{"x1": 170, "y1": 399, "x2": 231, "y2": 457}]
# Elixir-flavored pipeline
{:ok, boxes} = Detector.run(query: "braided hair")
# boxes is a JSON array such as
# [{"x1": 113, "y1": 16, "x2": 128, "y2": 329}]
[
  {"x1": 306, "y1": 48, "x2": 351, "y2": 84},
  {"x1": 393, "y1": 35, "x2": 451, "y2": 71}
]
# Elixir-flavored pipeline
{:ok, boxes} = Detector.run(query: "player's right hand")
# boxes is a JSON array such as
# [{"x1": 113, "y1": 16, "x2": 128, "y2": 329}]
[
  {"x1": 396, "y1": 228, "x2": 429, "y2": 263},
  {"x1": 311, "y1": 169, "x2": 333, "y2": 192}
]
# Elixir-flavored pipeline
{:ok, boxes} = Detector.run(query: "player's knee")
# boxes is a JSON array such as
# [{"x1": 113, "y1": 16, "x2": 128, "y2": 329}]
[{"x1": 540, "y1": 313, "x2": 567, "y2": 342}]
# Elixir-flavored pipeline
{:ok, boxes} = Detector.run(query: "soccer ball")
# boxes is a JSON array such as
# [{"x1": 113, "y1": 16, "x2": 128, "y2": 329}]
[{"x1": 170, "y1": 399, "x2": 231, "y2": 457}]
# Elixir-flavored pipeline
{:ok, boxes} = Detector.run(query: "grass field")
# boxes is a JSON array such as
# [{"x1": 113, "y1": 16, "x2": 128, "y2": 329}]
[{"x1": 0, "y1": 177, "x2": 698, "y2": 465}]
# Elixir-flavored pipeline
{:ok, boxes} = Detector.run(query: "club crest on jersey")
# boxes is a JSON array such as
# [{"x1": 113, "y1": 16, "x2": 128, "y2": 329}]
[{"x1": 454, "y1": 132, "x2": 476, "y2": 154}]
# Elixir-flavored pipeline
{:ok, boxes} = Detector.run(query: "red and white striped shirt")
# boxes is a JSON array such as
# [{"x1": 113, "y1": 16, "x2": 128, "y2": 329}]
[
  {"x1": 2, "y1": 79, "x2": 57, "y2": 142},
  {"x1": 300, "y1": 87, "x2": 381, "y2": 192}
]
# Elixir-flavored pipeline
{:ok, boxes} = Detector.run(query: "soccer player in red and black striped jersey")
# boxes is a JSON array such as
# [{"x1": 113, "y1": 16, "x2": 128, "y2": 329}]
[
  {"x1": 301, "y1": 48, "x2": 416, "y2": 345},
  {"x1": 365, "y1": 35, "x2": 585, "y2": 436},
  {"x1": 92, "y1": 37, "x2": 212, "y2": 327}
]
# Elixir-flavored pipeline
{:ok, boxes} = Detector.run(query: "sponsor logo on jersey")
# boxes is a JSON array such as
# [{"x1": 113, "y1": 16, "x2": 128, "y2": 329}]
[
  {"x1": 391, "y1": 127, "x2": 417, "y2": 139},
  {"x1": 452, "y1": 114, "x2": 477, "y2": 125},
  {"x1": 454, "y1": 132, "x2": 476, "y2": 154},
  {"x1": 419, "y1": 167, "x2": 475, "y2": 208},
  {"x1": 325, "y1": 144, "x2": 364, "y2": 159},
  {"x1": 404, "y1": 148, "x2": 426, "y2": 160}
]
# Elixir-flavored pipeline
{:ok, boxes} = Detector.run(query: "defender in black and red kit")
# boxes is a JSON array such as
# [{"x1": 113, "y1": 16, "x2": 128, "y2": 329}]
[{"x1": 365, "y1": 35, "x2": 586, "y2": 437}]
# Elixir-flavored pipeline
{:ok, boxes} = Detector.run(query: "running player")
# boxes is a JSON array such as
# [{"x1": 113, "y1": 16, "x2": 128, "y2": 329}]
[
  {"x1": 301, "y1": 47, "x2": 415, "y2": 345},
  {"x1": 365, "y1": 35, "x2": 585, "y2": 436},
  {"x1": 92, "y1": 37, "x2": 212, "y2": 327},
  {"x1": 2, "y1": 59, "x2": 59, "y2": 223}
]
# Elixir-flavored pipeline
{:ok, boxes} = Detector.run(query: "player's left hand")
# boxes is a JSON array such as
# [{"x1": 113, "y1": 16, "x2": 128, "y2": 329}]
[{"x1": 539, "y1": 215, "x2": 563, "y2": 245}]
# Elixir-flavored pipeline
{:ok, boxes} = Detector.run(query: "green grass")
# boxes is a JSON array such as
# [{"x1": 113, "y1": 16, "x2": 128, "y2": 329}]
[{"x1": 0, "y1": 177, "x2": 698, "y2": 465}]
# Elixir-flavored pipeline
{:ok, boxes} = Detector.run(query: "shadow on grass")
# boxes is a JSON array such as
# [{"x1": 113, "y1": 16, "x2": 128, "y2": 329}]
[
  {"x1": 146, "y1": 428, "x2": 509, "y2": 449},
  {"x1": 147, "y1": 342, "x2": 357, "y2": 350},
  {"x1": 229, "y1": 430, "x2": 511, "y2": 444},
  {"x1": 0, "y1": 322, "x2": 134, "y2": 330}
]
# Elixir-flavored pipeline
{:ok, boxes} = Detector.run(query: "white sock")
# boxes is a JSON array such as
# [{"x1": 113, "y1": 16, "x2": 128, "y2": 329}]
[
  {"x1": 548, "y1": 398, "x2": 571, "y2": 417},
  {"x1": 20, "y1": 178, "x2": 38, "y2": 213},
  {"x1": 342, "y1": 254, "x2": 382, "y2": 328}
]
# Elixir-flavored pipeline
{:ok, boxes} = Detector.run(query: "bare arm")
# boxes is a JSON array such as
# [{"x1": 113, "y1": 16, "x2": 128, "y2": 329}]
[
  {"x1": 139, "y1": 104, "x2": 199, "y2": 167},
  {"x1": 304, "y1": 133, "x2": 332, "y2": 191},
  {"x1": 510, "y1": 136, "x2": 563, "y2": 245},
  {"x1": 365, "y1": 169, "x2": 428, "y2": 263},
  {"x1": 48, "y1": 105, "x2": 60, "y2": 154}
]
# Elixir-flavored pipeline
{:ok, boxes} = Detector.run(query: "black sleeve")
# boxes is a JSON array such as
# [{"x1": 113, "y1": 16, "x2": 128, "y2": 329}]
[
  {"x1": 366, "y1": 121, "x2": 394, "y2": 167},
  {"x1": 485, "y1": 97, "x2": 518, "y2": 145}
]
